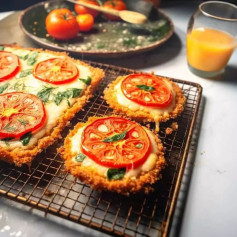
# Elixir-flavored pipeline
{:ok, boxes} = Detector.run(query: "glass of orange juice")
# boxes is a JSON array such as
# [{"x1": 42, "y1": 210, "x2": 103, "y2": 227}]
[{"x1": 187, "y1": 1, "x2": 237, "y2": 78}]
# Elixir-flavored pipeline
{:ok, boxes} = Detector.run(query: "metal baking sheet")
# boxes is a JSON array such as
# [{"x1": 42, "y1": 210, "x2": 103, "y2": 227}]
[{"x1": 0, "y1": 61, "x2": 202, "y2": 237}]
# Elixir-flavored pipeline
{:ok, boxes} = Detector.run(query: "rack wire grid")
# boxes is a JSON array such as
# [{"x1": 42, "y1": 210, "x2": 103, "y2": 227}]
[{"x1": 0, "y1": 62, "x2": 202, "y2": 237}]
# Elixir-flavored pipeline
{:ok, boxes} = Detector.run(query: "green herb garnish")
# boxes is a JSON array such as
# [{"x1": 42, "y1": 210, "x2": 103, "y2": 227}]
[
  {"x1": 151, "y1": 23, "x2": 170, "y2": 38},
  {"x1": 136, "y1": 84, "x2": 155, "y2": 91},
  {"x1": 123, "y1": 38, "x2": 137, "y2": 47},
  {"x1": 23, "y1": 54, "x2": 29, "y2": 60},
  {"x1": 37, "y1": 87, "x2": 55, "y2": 103},
  {"x1": 79, "y1": 77, "x2": 91, "y2": 86},
  {"x1": 3, "y1": 123, "x2": 17, "y2": 132},
  {"x1": 54, "y1": 91, "x2": 71, "y2": 105},
  {"x1": 107, "y1": 168, "x2": 126, "y2": 180},
  {"x1": 54, "y1": 88, "x2": 82, "y2": 105},
  {"x1": 69, "y1": 88, "x2": 82, "y2": 98},
  {"x1": 20, "y1": 132, "x2": 31, "y2": 146},
  {"x1": 18, "y1": 69, "x2": 32, "y2": 78},
  {"x1": 18, "y1": 119, "x2": 29, "y2": 126},
  {"x1": 96, "y1": 43, "x2": 105, "y2": 49},
  {"x1": 0, "y1": 46, "x2": 4, "y2": 51},
  {"x1": 75, "y1": 153, "x2": 86, "y2": 162},
  {"x1": 27, "y1": 51, "x2": 38, "y2": 66},
  {"x1": 13, "y1": 81, "x2": 26, "y2": 91},
  {"x1": 0, "y1": 83, "x2": 9, "y2": 94},
  {"x1": 103, "y1": 130, "x2": 127, "y2": 143},
  {"x1": 135, "y1": 143, "x2": 143, "y2": 149}
]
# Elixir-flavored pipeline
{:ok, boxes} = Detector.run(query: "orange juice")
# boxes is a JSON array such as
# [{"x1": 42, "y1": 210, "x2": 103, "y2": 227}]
[{"x1": 187, "y1": 27, "x2": 236, "y2": 72}]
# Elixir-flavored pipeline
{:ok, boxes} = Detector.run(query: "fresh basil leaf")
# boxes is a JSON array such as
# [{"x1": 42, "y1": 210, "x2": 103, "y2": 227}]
[
  {"x1": 103, "y1": 130, "x2": 127, "y2": 143},
  {"x1": 107, "y1": 168, "x2": 126, "y2": 180},
  {"x1": 37, "y1": 87, "x2": 54, "y2": 103},
  {"x1": 19, "y1": 54, "x2": 29, "y2": 60},
  {"x1": 0, "y1": 83, "x2": 9, "y2": 94},
  {"x1": 54, "y1": 91, "x2": 67, "y2": 105},
  {"x1": 75, "y1": 153, "x2": 86, "y2": 162},
  {"x1": 20, "y1": 132, "x2": 31, "y2": 146},
  {"x1": 63, "y1": 91, "x2": 72, "y2": 99},
  {"x1": 79, "y1": 77, "x2": 91, "y2": 85},
  {"x1": 136, "y1": 84, "x2": 155, "y2": 91},
  {"x1": 54, "y1": 93, "x2": 63, "y2": 105},
  {"x1": 0, "y1": 46, "x2": 4, "y2": 50},
  {"x1": 135, "y1": 143, "x2": 143, "y2": 149},
  {"x1": 23, "y1": 54, "x2": 29, "y2": 60},
  {"x1": 68, "y1": 88, "x2": 82, "y2": 98},
  {"x1": 54, "y1": 88, "x2": 82, "y2": 105},
  {"x1": 18, "y1": 69, "x2": 32, "y2": 78},
  {"x1": 54, "y1": 90, "x2": 71, "y2": 105},
  {"x1": 27, "y1": 51, "x2": 38, "y2": 66},
  {"x1": 13, "y1": 81, "x2": 26, "y2": 91}
]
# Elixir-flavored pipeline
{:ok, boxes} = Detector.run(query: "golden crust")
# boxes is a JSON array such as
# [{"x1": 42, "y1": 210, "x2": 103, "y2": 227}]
[
  {"x1": 104, "y1": 74, "x2": 186, "y2": 123},
  {"x1": 0, "y1": 45, "x2": 104, "y2": 166},
  {"x1": 59, "y1": 116, "x2": 165, "y2": 195}
]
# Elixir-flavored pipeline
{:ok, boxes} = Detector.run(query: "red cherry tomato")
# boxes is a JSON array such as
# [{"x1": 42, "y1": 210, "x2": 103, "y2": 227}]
[
  {"x1": 74, "y1": 0, "x2": 100, "y2": 18},
  {"x1": 33, "y1": 58, "x2": 79, "y2": 85},
  {"x1": 81, "y1": 117, "x2": 151, "y2": 169},
  {"x1": 121, "y1": 73, "x2": 172, "y2": 107},
  {"x1": 0, "y1": 92, "x2": 47, "y2": 139},
  {"x1": 0, "y1": 51, "x2": 20, "y2": 82},
  {"x1": 103, "y1": 0, "x2": 126, "y2": 21},
  {"x1": 76, "y1": 14, "x2": 94, "y2": 32},
  {"x1": 45, "y1": 8, "x2": 79, "y2": 40}
]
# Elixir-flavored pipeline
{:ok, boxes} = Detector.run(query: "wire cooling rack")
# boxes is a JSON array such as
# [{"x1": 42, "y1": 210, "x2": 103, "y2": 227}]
[{"x1": 0, "y1": 62, "x2": 202, "y2": 237}]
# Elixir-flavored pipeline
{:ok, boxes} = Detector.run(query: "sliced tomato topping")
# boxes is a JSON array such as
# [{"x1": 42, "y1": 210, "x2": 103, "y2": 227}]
[
  {"x1": 81, "y1": 117, "x2": 151, "y2": 169},
  {"x1": 121, "y1": 73, "x2": 172, "y2": 107},
  {"x1": 33, "y1": 58, "x2": 79, "y2": 85},
  {"x1": 0, "y1": 51, "x2": 20, "y2": 82},
  {"x1": 0, "y1": 92, "x2": 47, "y2": 139}
]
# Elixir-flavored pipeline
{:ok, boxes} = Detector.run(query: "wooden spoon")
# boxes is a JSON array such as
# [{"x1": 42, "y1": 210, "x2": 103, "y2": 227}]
[{"x1": 67, "y1": 0, "x2": 147, "y2": 24}]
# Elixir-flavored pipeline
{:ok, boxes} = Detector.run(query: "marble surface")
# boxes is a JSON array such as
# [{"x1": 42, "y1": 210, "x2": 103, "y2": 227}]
[{"x1": 0, "y1": 2, "x2": 237, "y2": 237}]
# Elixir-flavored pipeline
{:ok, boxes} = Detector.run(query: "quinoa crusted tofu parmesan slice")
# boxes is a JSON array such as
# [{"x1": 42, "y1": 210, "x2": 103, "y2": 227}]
[
  {"x1": 59, "y1": 116, "x2": 165, "y2": 195},
  {"x1": 104, "y1": 73, "x2": 186, "y2": 130},
  {"x1": 0, "y1": 45, "x2": 104, "y2": 166}
]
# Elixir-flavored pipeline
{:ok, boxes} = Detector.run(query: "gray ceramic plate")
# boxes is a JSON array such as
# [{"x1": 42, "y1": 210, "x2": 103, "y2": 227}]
[{"x1": 19, "y1": 0, "x2": 174, "y2": 58}]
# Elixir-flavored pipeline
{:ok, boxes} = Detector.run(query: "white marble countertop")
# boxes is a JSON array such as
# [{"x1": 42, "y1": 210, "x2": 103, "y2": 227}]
[{"x1": 0, "y1": 2, "x2": 237, "y2": 237}]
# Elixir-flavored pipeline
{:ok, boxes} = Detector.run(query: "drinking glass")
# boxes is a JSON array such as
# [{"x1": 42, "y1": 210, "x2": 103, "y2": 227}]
[{"x1": 186, "y1": 1, "x2": 237, "y2": 78}]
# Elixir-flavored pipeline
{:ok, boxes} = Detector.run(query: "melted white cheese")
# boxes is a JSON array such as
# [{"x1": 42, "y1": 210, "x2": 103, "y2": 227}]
[
  {"x1": 70, "y1": 125, "x2": 159, "y2": 178},
  {"x1": 0, "y1": 47, "x2": 91, "y2": 149},
  {"x1": 114, "y1": 79, "x2": 176, "y2": 122}
]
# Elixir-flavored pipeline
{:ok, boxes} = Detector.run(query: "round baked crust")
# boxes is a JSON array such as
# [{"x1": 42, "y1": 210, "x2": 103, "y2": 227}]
[
  {"x1": 59, "y1": 116, "x2": 165, "y2": 195},
  {"x1": 0, "y1": 45, "x2": 104, "y2": 166},
  {"x1": 104, "y1": 75, "x2": 186, "y2": 123}
]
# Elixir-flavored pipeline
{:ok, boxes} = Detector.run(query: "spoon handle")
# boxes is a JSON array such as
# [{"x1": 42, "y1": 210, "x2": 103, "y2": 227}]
[{"x1": 67, "y1": 0, "x2": 120, "y2": 16}]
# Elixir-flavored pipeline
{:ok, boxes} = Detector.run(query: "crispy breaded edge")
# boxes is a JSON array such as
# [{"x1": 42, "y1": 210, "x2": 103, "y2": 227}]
[
  {"x1": 0, "y1": 45, "x2": 104, "y2": 167},
  {"x1": 59, "y1": 116, "x2": 165, "y2": 195},
  {"x1": 104, "y1": 75, "x2": 186, "y2": 123}
]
